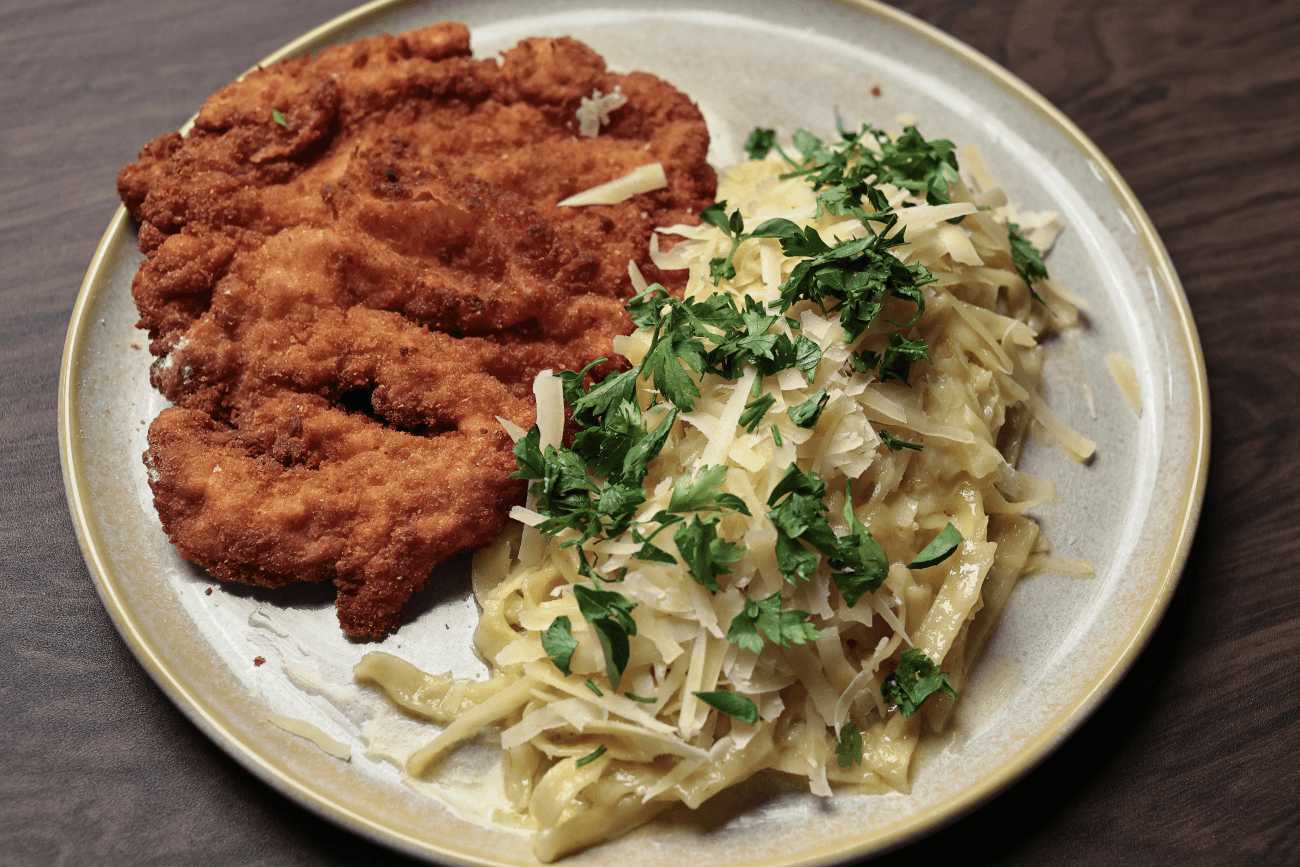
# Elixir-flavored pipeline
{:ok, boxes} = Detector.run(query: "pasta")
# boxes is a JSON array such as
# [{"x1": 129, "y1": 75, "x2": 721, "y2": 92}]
[{"x1": 355, "y1": 126, "x2": 1092, "y2": 861}]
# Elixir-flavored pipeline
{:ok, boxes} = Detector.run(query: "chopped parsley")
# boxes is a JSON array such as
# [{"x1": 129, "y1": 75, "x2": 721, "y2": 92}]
[
  {"x1": 835, "y1": 720, "x2": 864, "y2": 767},
  {"x1": 879, "y1": 429, "x2": 923, "y2": 452},
  {"x1": 1008, "y1": 221, "x2": 1049, "y2": 301},
  {"x1": 692, "y1": 690, "x2": 759, "y2": 725},
  {"x1": 574, "y1": 584, "x2": 638, "y2": 692},
  {"x1": 541, "y1": 615, "x2": 579, "y2": 675},
  {"x1": 726, "y1": 590, "x2": 822, "y2": 655},
  {"x1": 272, "y1": 108, "x2": 288, "y2": 128},
  {"x1": 909, "y1": 522, "x2": 963, "y2": 569},
  {"x1": 744, "y1": 127, "x2": 779, "y2": 160},
  {"x1": 765, "y1": 467, "x2": 887, "y2": 602},
  {"x1": 788, "y1": 388, "x2": 829, "y2": 428},
  {"x1": 881, "y1": 649, "x2": 957, "y2": 716}
]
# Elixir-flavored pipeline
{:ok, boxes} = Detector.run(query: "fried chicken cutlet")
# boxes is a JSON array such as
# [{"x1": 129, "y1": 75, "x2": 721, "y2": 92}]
[{"x1": 117, "y1": 22, "x2": 716, "y2": 638}]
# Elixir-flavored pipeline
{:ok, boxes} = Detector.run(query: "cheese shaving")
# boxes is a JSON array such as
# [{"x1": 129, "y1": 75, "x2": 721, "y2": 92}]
[
  {"x1": 575, "y1": 86, "x2": 627, "y2": 137},
  {"x1": 557, "y1": 163, "x2": 667, "y2": 207},
  {"x1": 1106, "y1": 351, "x2": 1142, "y2": 415}
]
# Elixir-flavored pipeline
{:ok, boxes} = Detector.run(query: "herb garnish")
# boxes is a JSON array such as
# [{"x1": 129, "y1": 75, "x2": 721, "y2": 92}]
[
  {"x1": 835, "y1": 720, "x2": 864, "y2": 767},
  {"x1": 515, "y1": 122, "x2": 984, "y2": 712},
  {"x1": 879, "y1": 429, "x2": 923, "y2": 452},
  {"x1": 692, "y1": 690, "x2": 759, "y2": 725},
  {"x1": 908, "y1": 522, "x2": 963, "y2": 569},
  {"x1": 881, "y1": 649, "x2": 957, "y2": 716},
  {"x1": 272, "y1": 108, "x2": 288, "y2": 128},
  {"x1": 1008, "y1": 222, "x2": 1049, "y2": 302},
  {"x1": 744, "y1": 127, "x2": 778, "y2": 160},
  {"x1": 726, "y1": 591, "x2": 822, "y2": 654},
  {"x1": 541, "y1": 616, "x2": 579, "y2": 675}
]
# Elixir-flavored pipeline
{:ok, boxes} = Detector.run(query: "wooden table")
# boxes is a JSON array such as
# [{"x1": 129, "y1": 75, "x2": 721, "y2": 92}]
[{"x1": 3, "y1": 1, "x2": 1296, "y2": 864}]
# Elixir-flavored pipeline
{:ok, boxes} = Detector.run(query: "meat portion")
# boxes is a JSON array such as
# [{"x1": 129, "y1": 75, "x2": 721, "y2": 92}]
[{"x1": 120, "y1": 23, "x2": 715, "y2": 637}]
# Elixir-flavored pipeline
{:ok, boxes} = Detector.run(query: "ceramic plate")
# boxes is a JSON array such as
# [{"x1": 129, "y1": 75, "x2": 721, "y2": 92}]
[{"x1": 59, "y1": 1, "x2": 1208, "y2": 864}]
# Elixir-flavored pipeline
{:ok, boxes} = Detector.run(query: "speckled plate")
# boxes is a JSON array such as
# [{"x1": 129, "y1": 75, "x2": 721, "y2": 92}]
[{"x1": 59, "y1": 1, "x2": 1208, "y2": 864}]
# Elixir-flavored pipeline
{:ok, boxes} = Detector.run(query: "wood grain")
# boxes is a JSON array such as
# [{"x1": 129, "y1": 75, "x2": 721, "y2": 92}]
[{"x1": 2, "y1": 0, "x2": 1297, "y2": 864}]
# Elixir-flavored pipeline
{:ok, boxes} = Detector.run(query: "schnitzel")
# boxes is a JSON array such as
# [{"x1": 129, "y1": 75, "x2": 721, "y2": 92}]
[{"x1": 118, "y1": 23, "x2": 716, "y2": 638}]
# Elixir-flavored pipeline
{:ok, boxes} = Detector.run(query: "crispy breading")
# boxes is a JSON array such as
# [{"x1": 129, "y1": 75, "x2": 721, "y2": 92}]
[{"x1": 121, "y1": 23, "x2": 716, "y2": 637}]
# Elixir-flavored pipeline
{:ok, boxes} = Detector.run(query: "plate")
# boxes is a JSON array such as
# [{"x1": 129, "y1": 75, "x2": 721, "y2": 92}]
[{"x1": 59, "y1": 1, "x2": 1208, "y2": 864}]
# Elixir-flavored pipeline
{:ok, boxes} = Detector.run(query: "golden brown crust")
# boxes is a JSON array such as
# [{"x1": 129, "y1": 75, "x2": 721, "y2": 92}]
[{"x1": 122, "y1": 23, "x2": 716, "y2": 637}]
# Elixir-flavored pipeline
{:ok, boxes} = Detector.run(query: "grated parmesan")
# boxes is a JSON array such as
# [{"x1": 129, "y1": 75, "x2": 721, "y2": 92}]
[
  {"x1": 575, "y1": 85, "x2": 627, "y2": 137},
  {"x1": 557, "y1": 163, "x2": 667, "y2": 207}
]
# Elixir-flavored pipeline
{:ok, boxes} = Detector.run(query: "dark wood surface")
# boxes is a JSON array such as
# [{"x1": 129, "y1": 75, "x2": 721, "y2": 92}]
[{"x1": 2, "y1": 0, "x2": 1297, "y2": 864}]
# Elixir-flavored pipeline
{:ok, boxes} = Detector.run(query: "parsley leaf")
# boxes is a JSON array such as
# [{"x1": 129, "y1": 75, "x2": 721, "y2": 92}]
[
  {"x1": 879, "y1": 429, "x2": 923, "y2": 452},
  {"x1": 794, "y1": 335, "x2": 822, "y2": 381},
  {"x1": 1008, "y1": 222, "x2": 1048, "y2": 302},
  {"x1": 835, "y1": 720, "x2": 864, "y2": 767},
  {"x1": 574, "y1": 584, "x2": 637, "y2": 691},
  {"x1": 725, "y1": 590, "x2": 822, "y2": 654},
  {"x1": 763, "y1": 470, "x2": 889, "y2": 601},
  {"x1": 829, "y1": 482, "x2": 888, "y2": 605},
  {"x1": 673, "y1": 516, "x2": 743, "y2": 593},
  {"x1": 541, "y1": 616, "x2": 579, "y2": 675},
  {"x1": 856, "y1": 332, "x2": 932, "y2": 383},
  {"x1": 909, "y1": 522, "x2": 963, "y2": 568},
  {"x1": 788, "y1": 388, "x2": 830, "y2": 428},
  {"x1": 739, "y1": 392, "x2": 776, "y2": 433},
  {"x1": 881, "y1": 648, "x2": 956, "y2": 716},
  {"x1": 745, "y1": 128, "x2": 778, "y2": 160},
  {"x1": 272, "y1": 108, "x2": 288, "y2": 127},
  {"x1": 692, "y1": 690, "x2": 759, "y2": 725},
  {"x1": 665, "y1": 465, "x2": 751, "y2": 517}
]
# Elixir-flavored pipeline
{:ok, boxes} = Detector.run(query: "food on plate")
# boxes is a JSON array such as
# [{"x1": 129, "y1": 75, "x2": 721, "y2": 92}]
[
  {"x1": 356, "y1": 124, "x2": 1094, "y2": 860},
  {"x1": 116, "y1": 23, "x2": 716, "y2": 637}
]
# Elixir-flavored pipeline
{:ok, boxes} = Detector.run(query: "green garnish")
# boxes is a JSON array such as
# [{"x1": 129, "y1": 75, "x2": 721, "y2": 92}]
[
  {"x1": 272, "y1": 108, "x2": 288, "y2": 127},
  {"x1": 541, "y1": 616, "x2": 579, "y2": 675},
  {"x1": 725, "y1": 590, "x2": 822, "y2": 655},
  {"x1": 624, "y1": 693, "x2": 657, "y2": 704},
  {"x1": 574, "y1": 584, "x2": 638, "y2": 691},
  {"x1": 1008, "y1": 221, "x2": 1048, "y2": 302},
  {"x1": 909, "y1": 522, "x2": 963, "y2": 568},
  {"x1": 835, "y1": 720, "x2": 864, "y2": 767},
  {"x1": 788, "y1": 388, "x2": 830, "y2": 428},
  {"x1": 879, "y1": 429, "x2": 923, "y2": 452},
  {"x1": 673, "y1": 515, "x2": 743, "y2": 593},
  {"x1": 584, "y1": 679, "x2": 604, "y2": 697},
  {"x1": 764, "y1": 467, "x2": 887, "y2": 601},
  {"x1": 881, "y1": 649, "x2": 957, "y2": 716},
  {"x1": 739, "y1": 392, "x2": 776, "y2": 433},
  {"x1": 692, "y1": 690, "x2": 759, "y2": 725},
  {"x1": 744, "y1": 127, "x2": 778, "y2": 160},
  {"x1": 575, "y1": 745, "x2": 607, "y2": 767}
]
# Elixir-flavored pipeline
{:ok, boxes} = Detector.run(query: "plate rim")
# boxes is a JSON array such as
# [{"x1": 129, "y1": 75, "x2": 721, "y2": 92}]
[{"x1": 58, "y1": 0, "x2": 1210, "y2": 863}]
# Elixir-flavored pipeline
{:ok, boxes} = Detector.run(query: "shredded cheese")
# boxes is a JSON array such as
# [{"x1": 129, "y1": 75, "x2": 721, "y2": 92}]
[
  {"x1": 1106, "y1": 351, "x2": 1142, "y2": 415},
  {"x1": 557, "y1": 163, "x2": 667, "y2": 207},
  {"x1": 575, "y1": 86, "x2": 627, "y2": 137}
]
